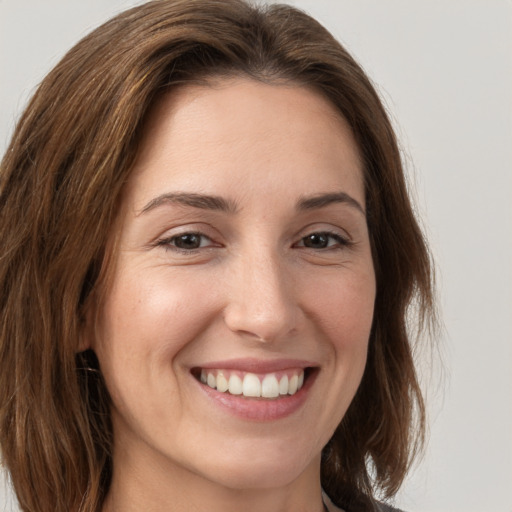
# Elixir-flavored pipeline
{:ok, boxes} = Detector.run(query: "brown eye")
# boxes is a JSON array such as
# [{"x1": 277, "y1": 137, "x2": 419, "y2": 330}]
[
  {"x1": 303, "y1": 233, "x2": 329, "y2": 249},
  {"x1": 157, "y1": 232, "x2": 214, "y2": 251},
  {"x1": 298, "y1": 232, "x2": 349, "y2": 249},
  {"x1": 173, "y1": 233, "x2": 203, "y2": 249}
]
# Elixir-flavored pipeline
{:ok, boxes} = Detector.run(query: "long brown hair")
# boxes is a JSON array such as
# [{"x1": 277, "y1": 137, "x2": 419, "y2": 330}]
[{"x1": 0, "y1": 1, "x2": 436, "y2": 511}]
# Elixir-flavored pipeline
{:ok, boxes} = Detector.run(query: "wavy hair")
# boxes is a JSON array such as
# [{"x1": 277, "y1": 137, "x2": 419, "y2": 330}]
[{"x1": 0, "y1": 1, "x2": 435, "y2": 511}]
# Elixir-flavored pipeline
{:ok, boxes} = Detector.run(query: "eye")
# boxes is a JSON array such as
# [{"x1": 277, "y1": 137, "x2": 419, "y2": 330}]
[
  {"x1": 158, "y1": 232, "x2": 214, "y2": 251},
  {"x1": 296, "y1": 231, "x2": 349, "y2": 250}
]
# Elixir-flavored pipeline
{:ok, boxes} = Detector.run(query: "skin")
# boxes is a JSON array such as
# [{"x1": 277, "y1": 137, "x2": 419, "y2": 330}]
[{"x1": 86, "y1": 78, "x2": 376, "y2": 512}]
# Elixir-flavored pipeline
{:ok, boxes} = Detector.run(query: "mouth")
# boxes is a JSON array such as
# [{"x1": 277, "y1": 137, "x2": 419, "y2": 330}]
[
  {"x1": 191, "y1": 367, "x2": 314, "y2": 399},
  {"x1": 190, "y1": 358, "x2": 319, "y2": 420}
]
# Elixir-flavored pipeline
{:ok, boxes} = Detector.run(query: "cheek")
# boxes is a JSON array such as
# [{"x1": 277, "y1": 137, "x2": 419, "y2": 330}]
[
  {"x1": 90, "y1": 268, "x2": 222, "y2": 419},
  {"x1": 90, "y1": 268, "x2": 222, "y2": 424},
  {"x1": 304, "y1": 267, "x2": 376, "y2": 349},
  {"x1": 97, "y1": 268, "x2": 219, "y2": 357},
  {"x1": 297, "y1": 266, "x2": 375, "y2": 440},
  {"x1": 306, "y1": 265, "x2": 375, "y2": 405}
]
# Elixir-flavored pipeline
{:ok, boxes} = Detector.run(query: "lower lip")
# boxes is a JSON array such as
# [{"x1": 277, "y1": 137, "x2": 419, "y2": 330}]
[{"x1": 195, "y1": 371, "x2": 317, "y2": 422}]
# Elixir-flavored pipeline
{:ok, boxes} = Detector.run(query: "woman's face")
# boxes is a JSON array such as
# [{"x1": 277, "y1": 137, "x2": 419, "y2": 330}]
[{"x1": 89, "y1": 78, "x2": 376, "y2": 491}]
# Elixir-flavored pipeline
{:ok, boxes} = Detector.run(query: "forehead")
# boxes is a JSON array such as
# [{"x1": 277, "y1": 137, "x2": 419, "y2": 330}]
[
  {"x1": 143, "y1": 77, "x2": 351, "y2": 133},
  {"x1": 127, "y1": 77, "x2": 364, "y2": 207}
]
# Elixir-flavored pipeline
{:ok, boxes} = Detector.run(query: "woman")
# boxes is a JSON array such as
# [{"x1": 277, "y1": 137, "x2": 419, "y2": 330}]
[{"x1": 0, "y1": 1, "x2": 435, "y2": 511}]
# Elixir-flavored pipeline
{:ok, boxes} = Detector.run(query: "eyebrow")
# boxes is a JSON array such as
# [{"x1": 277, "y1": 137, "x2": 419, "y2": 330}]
[
  {"x1": 297, "y1": 192, "x2": 365, "y2": 215},
  {"x1": 138, "y1": 192, "x2": 238, "y2": 215},
  {"x1": 138, "y1": 190, "x2": 365, "y2": 217}
]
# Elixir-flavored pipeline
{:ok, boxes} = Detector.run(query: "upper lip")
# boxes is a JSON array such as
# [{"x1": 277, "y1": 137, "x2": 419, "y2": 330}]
[{"x1": 192, "y1": 357, "x2": 318, "y2": 373}]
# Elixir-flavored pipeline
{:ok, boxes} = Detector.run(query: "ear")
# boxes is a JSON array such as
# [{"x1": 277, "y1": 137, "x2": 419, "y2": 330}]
[
  {"x1": 78, "y1": 327, "x2": 91, "y2": 352},
  {"x1": 77, "y1": 299, "x2": 96, "y2": 352}
]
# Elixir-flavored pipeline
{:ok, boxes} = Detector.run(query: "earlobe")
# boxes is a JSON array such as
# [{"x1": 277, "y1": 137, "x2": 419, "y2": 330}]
[
  {"x1": 77, "y1": 327, "x2": 92, "y2": 352},
  {"x1": 77, "y1": 300, "x2": 96, "y2": 352}
]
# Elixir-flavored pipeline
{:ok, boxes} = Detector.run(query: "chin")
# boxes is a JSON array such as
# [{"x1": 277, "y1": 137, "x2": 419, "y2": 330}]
[
  {"x1": 196, "y1": 442, "x2": 319, "y2": 491},
  {"x1": 207, "y1": 465, "x2": 305, "y2": 491}
]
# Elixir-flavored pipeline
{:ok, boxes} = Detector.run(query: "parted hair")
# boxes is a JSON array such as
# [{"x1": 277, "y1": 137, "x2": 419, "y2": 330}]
[{"x1": 0, "y1": 1, "x2": 435, "y2": 511}]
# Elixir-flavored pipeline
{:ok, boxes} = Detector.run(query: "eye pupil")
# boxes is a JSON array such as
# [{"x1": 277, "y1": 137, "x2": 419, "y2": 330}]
[
  {"x1": 304, "y1": 233, "x2": 328, "y2": 249},
  {"x1": 175, "y1": 234, "x2": 201, "y2": 249}
]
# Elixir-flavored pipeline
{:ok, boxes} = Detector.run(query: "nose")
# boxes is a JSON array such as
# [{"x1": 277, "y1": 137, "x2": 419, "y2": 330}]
[{"x1": 223, "y1": 248, "x2": 300, "y2": 343}]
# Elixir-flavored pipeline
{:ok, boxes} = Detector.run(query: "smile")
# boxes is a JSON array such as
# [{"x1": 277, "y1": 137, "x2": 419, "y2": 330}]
[
  {"x1": 191, "y1": 359, "x2": 318, "y2": 421},
  {"x1": 198, "y1": 369, "x2": 305, "y2": 399}
]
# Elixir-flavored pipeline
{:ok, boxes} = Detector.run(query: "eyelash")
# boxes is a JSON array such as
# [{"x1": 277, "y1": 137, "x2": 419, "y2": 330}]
[
  {"x1": 293, "y1": 231, "x2": 352, "y2": 250},
  {"x1": 155, "y1": 230, "x2": 352, "y2": 253},
  {"x1": 155, "y1": 232, "x2": 215, "y2": 253}
]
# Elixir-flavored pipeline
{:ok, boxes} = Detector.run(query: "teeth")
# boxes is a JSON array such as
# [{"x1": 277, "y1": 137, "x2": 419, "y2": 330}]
[
  {"x1": 207, "y1": 373, "x2": 216, "y2": 389},
  {"x1": 199, "y1": 369, "x2": 305, "y2": 398},
  {"x1": 261, "y1": 374, "x2": 279, "y2": 398},
  {"x1": 242, "y1": 373, "x2": 261, "y2": 397},
  {"x1": 228, "y1": 374, "x2": 243, "y2": 395},
  {"x1": 216, "y1": 371, "x2": 229, "y2": 392},
  {"x1": 288, "y1": 375, "x2": 298, "y2": 395},
  {"x1": 279, "y1": 375, "x2": 289, "y2": 395},
  {"x1": 298, "y1": 371, "x2": 304, "y2": 390}
]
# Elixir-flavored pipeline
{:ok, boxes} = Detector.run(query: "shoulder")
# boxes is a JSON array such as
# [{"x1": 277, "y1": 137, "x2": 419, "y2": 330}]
[{"x1": 374, "y1": 502, "x2": 406, "y2": 512}]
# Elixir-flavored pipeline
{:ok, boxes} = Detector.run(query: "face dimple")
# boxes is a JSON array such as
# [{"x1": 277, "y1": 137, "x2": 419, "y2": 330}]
[{"x1": 90, "y1": 78, "x2": 376, "y2": 499}]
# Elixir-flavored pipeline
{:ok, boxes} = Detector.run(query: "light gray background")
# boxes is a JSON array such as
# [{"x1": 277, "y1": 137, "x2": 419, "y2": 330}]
[{"x1": 1, "y1": 1, "x2": 511, "y2": 511}]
